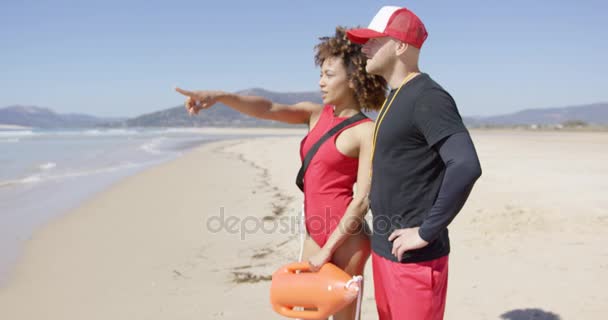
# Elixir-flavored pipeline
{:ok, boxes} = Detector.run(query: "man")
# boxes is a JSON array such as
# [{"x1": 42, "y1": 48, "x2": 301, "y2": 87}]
[{"x1": 347, "y1": 6, "x2": 482, "y2": 320}]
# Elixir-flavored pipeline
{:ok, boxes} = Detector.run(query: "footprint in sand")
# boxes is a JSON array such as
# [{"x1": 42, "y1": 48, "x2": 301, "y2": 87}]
[
  {"x1": 252, "y1": 248, "x2": 274, "y2": 259},
  {"x1": 231, "y1": 271, "x2": 272, "y2": 283}
]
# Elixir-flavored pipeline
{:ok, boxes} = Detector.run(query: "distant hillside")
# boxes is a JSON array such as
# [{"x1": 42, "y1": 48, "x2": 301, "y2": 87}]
[
  {"x1": 3, "y1": 92, "x2": 607, "y2": 129},
  {"x1": 125, "y1": 91, "x2": 607, "y2": 128},
  {"x1": 120, "y1": 88, "x2": 322, "y2": 127},
  {"x1": 0, "y1": 105, "x2": 121, "y2": 128},
  {"x1": 466, "y1": 103, "x2": 608, "y2": 126}
]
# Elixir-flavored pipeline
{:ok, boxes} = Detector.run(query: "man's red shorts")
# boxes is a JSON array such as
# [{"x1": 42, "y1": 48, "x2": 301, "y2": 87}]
[{"x1": 372, "y1": 252, "x2": 449, "y2": 320}]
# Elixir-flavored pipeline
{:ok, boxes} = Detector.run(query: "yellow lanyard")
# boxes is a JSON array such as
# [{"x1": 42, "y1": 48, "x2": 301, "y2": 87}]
[{"x1": 370, "y1": 72, "x2": 420, "y2": 177}]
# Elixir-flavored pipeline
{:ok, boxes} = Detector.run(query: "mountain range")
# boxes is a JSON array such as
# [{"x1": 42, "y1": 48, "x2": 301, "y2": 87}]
[
  {"x1": 464, "y1": 102, "x2": 608, "y2": 126},
  {"x1": 0, "y1": 105, "x2": 123, "y2": 129},
  {"x1": 1, "y1": 89, "x2": 607, "y2": 128}
]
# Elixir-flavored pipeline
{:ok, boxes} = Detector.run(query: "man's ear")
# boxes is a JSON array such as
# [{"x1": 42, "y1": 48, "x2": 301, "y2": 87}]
[{"x1": 395, "y1": 41, "x2": 409, "y2": 56}]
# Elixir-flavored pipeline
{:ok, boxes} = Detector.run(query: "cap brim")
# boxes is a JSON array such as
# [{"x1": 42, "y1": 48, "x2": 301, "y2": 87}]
[{"x1": 346, "y1": 28, "x2": 386, "y2": 44}]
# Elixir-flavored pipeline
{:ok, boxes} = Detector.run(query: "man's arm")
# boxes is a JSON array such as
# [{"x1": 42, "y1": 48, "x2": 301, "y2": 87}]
[{"x1": 418, "y1": 131, "x2": 482, "y2": 242}]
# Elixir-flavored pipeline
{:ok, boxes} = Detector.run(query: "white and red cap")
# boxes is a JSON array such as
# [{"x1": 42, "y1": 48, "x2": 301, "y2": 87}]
[{"x1": 347, "y1": 6, "x2": 428, "y2": 48}]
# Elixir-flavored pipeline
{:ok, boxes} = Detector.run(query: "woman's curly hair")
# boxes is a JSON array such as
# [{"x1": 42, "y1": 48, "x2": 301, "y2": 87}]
[{"x1": 314, "y1": 26, "x2": 387, "y2": 111}]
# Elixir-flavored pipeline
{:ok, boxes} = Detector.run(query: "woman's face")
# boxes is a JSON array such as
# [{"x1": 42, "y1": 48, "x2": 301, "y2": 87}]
[{"x1": 319, "y1": 56, "x2": 355, "y2": 106}]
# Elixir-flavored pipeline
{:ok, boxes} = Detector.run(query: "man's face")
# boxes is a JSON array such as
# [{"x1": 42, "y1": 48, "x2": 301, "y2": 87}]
[{"x1": 362, "y1": 37, "x2": 396, "y2": 76}]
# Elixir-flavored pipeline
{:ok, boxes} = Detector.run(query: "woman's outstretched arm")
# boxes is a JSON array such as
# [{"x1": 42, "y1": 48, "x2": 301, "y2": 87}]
[{"x1": 176, "y1": 87, "x2": 322, "y2": 124}]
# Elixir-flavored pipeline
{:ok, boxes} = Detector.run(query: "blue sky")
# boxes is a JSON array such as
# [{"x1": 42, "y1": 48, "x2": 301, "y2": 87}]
[{"x1": 1, "y1": 0, "x2": 606, "y2": 117}]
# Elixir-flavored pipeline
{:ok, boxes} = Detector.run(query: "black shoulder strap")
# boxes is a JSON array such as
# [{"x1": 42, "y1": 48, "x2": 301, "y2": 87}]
[{"x1": 296, "y1": 112, "x2": 367, "y2": 191}]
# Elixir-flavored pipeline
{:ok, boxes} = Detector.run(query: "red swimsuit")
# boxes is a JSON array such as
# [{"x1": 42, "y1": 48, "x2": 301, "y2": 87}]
[{"x1": 299, "y1": 105, "x2": 371, "y2": 247}]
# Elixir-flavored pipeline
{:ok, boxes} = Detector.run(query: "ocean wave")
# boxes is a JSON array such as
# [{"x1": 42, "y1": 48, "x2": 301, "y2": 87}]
[
  {"x1": 82, "y1": 129, "x2": 140, "y2": 136},
  {"x1": 0, "y1": 174, "x2": 42, "y2": 188},
  {"x1": 38, "y1": 162, "x2": 57, "y2": 171},
  {"x1": 162, "y1": 128, "x2": 202, "y2": 134},
  {"x1": 0, "y1": 128, "x2": 209, "y2": 140},
  {"x1": 0, "y1": 129, "x2": 146, "y2": 139},
  {"x1": 0, "y1": 130, "x2": 35, "y2": 138},
  {"x1": 21, "y1": 175, "x2": 43, "y2": 184},
  {"x1": 139, "y1": 138, "x2": 167, "y2": 155},
  {"x1": 0, "y1": 161, "x2": 161, "y2": 190}
]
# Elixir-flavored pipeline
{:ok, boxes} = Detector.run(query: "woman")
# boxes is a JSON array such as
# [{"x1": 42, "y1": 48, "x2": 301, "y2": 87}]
[{"x1": 176, "y1": 27, "x2": 386, "y2": 320}]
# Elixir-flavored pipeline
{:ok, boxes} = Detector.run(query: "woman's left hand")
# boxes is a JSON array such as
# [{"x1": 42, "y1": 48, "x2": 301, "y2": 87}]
[{"x1": 308, "y1": 248, "x2": 333, "y2": 272}]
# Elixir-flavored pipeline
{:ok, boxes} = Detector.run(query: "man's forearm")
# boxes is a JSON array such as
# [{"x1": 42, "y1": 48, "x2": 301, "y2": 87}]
[{"x1": 418, "y1": 132, "x2": 482, "y2": 242}]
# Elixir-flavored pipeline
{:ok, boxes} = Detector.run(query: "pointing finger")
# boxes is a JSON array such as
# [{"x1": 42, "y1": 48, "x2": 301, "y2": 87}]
[{"x1": 175, "y1": 87, "x2": 195, "y2": 97}]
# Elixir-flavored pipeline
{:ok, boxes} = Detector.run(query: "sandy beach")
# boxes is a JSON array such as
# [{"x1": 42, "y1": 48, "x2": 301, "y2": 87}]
[{"x1": 0, "y1": 129, "x2": 606, "y2": 319}]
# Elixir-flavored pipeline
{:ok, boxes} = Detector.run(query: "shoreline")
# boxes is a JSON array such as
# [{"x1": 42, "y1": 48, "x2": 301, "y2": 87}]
[{"x1": 0, "y1": 128, "x2": 306, "y2": 287}]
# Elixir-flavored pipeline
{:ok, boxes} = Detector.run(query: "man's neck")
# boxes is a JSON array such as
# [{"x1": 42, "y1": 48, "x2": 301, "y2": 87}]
[{"x1": 386, "y1": 65, "x2": 421, "y2": 90}]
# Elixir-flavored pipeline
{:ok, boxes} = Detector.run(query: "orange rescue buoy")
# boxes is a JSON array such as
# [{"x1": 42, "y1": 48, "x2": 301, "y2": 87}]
[{"x1": 270, "y1": 262, "x2": 362, "y2": 319}]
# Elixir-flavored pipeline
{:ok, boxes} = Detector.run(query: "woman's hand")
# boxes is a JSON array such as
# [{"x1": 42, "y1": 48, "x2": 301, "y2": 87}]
[
  {"x1": 175, "y1": 87, "x2": 225, "y2": 115},
  {"x1": 308, "y1": 247, "x2": 333, "y2": 272}
]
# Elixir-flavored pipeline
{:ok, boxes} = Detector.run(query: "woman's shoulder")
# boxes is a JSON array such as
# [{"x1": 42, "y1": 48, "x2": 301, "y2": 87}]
[
  {"x1": 352, "y1": 120, "x2": 375, "y2": 143},
  {"x1": 338, "y1": 117, "x2": 374, "y2": 144},
  {"x1": 354, "y1": 119, "x2": 375, "y2": 132}
]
